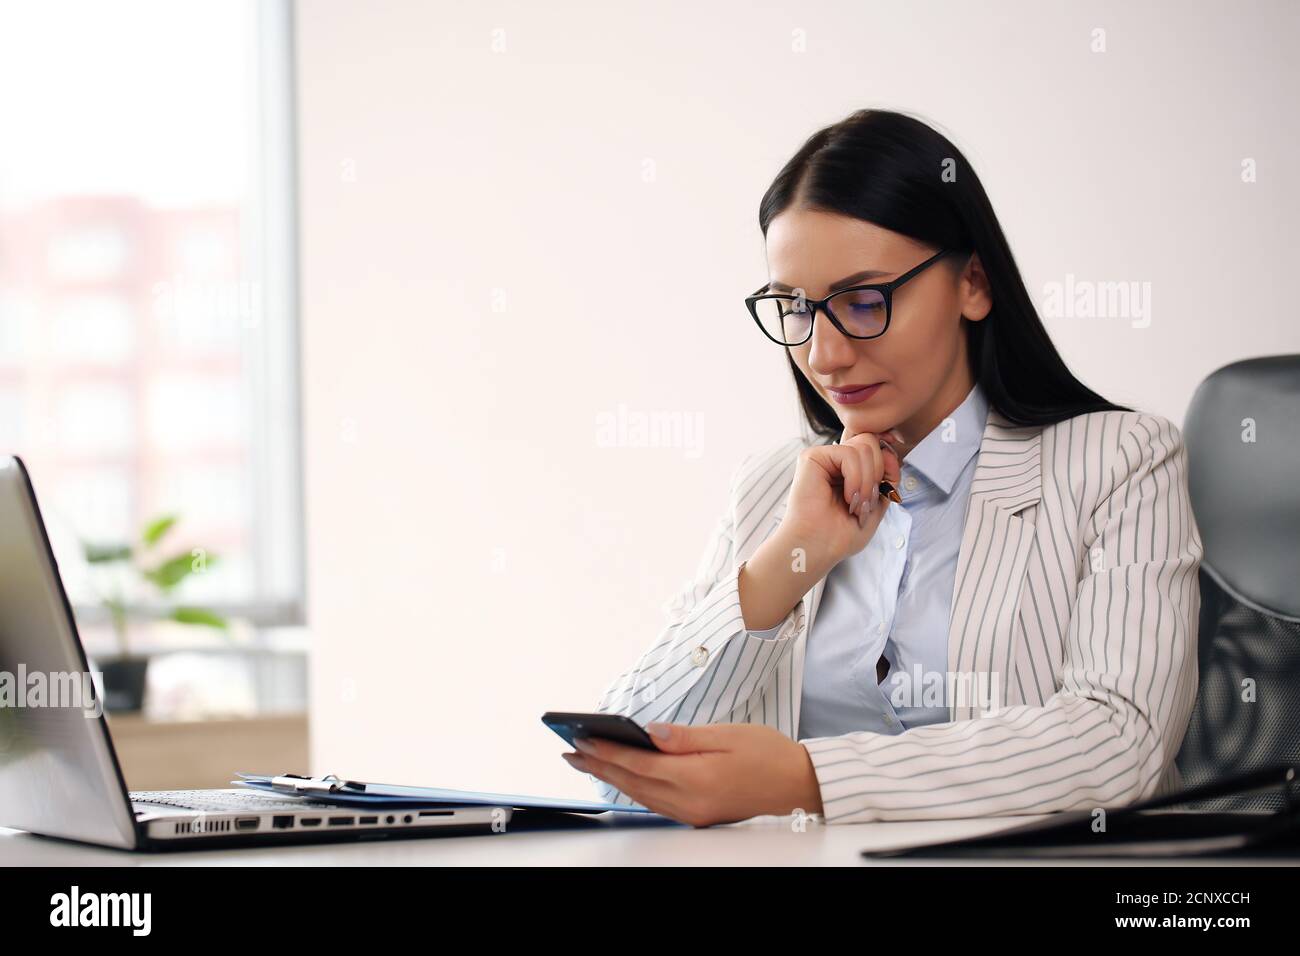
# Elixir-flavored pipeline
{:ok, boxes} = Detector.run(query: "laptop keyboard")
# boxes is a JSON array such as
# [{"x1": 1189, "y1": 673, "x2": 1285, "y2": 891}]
[{"x1": 130, "y1": 789, "x2": 336, "y2": 813}]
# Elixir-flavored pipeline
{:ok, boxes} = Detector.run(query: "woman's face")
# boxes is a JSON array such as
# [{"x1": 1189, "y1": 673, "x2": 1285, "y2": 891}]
[{"x1": 764, "y1": 206, "x2": 992, "y2": 449}]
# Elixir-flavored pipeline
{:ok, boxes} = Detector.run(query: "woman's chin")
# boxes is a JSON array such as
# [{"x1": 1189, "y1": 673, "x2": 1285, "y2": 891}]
[
  {"x1": 841, "y1": 400, "x2": 895, "y2": 425},
  {"x1": 839, "y1": 415, "x2": 893, "y2": 437}
]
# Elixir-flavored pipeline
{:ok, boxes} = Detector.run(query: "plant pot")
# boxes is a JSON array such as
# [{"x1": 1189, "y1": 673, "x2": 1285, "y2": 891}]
[{"x1": 97, "y1": 656, "x2": 150, "y2": 713}]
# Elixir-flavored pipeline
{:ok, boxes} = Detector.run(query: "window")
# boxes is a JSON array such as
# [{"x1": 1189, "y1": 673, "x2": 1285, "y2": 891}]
[{"x1": 0, "y1": 0, "x2": 302, "y2": 641}]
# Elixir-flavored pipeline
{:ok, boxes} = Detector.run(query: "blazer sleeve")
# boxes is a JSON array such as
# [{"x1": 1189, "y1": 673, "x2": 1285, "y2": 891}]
[
  {"x1": 800, "y1": 412, "x2": 1203, "y2": 823},
  {"x1": 591, "y1": 448, "x2": 805, "y2": 806}
]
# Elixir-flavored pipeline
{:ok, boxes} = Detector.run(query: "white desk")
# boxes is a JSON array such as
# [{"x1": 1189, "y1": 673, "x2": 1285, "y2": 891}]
[{"x1": 1, "y1": 814, "x2": 1288, "y2": 866}]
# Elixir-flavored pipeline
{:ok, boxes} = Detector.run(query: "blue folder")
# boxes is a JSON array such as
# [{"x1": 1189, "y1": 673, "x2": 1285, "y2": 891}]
[{"x1": 233, "y1": 772, "x2": 653, "y2": 815}]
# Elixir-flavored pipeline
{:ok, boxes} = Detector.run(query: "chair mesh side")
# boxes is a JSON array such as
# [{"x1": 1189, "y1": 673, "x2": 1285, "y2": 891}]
[{"x1": 1176, "y1": 570, "x2": 1300, "y2": 812}]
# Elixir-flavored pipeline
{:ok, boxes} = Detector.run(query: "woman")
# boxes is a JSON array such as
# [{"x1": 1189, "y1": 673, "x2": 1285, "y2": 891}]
[{"x1": 562, "y1": 109, "x2": 1203, "y2": 827}]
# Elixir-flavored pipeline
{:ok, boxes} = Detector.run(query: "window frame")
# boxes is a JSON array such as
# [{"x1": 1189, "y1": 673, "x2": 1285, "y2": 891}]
[{"x1": 66, "y1": 0, "x2": 306, "y2": 632}]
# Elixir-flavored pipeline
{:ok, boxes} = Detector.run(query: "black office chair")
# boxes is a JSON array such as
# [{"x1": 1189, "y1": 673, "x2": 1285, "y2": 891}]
[{"x1": 1176, "y1": 355, "x2": 1300, "y2": 810}]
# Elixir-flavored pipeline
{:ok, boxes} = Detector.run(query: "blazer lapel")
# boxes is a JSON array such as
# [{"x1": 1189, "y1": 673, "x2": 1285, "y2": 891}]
[{"x1": 946, "y1": 408, "x2": 1043, "y2": 720}]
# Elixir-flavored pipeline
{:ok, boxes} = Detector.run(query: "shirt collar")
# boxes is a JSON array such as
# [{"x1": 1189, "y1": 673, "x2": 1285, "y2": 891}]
[{"x1": 899, "y1": 381, "x2": 990, "y2": 496}]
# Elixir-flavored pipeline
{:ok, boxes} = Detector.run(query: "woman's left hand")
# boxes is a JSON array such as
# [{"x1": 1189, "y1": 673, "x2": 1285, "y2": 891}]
[{"x1": 562, "y1": 722, "x2": 824, "y2": 827}]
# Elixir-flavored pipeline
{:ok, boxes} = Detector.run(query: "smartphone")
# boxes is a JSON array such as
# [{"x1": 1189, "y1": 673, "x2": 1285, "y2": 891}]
[{"x1": 541, "y1": 711, "x2": 659, "y2": 751}]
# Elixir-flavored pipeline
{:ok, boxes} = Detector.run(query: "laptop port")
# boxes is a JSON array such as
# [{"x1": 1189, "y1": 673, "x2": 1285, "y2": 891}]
[
  {"x1": 418, "y1": 810, "x2": 452, "y2": 817},
  {"x1": 328, "y1": 816, "x2": 355, "y2": 827},
  {"x1": 272, "y1": 815, "x2": 294, "y2": 829},
  {"x1": 359, "y1": 816, "x2": 378, "y2": 825},
  {"x1": 236, "y1": 817, "x2": 260, "y2": 831},
  {"x1": 299, "y1": 817, "x2": 322, "y2": 827}
]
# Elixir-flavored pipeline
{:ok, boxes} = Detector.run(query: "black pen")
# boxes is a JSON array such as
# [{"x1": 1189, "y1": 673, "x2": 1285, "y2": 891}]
[{"x1": 831, "y1": 435, "x2": 902, "y2": 503}]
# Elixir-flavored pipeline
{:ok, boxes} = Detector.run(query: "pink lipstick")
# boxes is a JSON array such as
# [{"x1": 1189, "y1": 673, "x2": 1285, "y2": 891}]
[{"x1": 825, "y1": 382, "x2": 883, "y2": 405}]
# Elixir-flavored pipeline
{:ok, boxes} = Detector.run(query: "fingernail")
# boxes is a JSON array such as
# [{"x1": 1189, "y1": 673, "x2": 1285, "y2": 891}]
[
  {"x1": 646, "y1": 721, "x2": 671, "y2": 739},
  {"x1": 561, "y1": 752, "x2": 585, "y2": 768},
  {"x1": 573, "y1": 737, "x2": 597, "y2": 755},
  {"x1": 850, "y1": 490, "x2": 860, "y2": 515},
  {"x1": 858, "y1": 504, "x2": 868, "y2": 528}
]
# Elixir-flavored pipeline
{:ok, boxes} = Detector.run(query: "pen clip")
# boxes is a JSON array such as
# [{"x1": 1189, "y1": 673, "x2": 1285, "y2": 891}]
[{"x1": 269, "y1": 772, "x2": 345, "y2": 795}]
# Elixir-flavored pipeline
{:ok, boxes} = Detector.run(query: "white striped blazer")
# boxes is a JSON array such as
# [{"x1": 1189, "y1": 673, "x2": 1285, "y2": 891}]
[{"x1": 595, "y1": 408, "x2": 1204, "y2": 823}]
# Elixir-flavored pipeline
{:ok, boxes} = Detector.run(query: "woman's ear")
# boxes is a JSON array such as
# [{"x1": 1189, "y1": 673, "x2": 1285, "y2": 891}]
[{"x1": 958, "y1": 252, "x2": 993, "y2": 323}]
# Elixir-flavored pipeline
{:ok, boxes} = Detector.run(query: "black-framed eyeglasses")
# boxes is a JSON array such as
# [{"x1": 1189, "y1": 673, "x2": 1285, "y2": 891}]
[{"x1": 745, "y1": 248, "x2": 958, "y2": 347}]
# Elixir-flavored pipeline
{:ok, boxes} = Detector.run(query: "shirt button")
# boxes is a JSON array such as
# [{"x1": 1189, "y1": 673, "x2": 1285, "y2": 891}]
[
  {"x1": 876, "y1": 622, "x2": 885, "y2": 635},
  {"x1": 690, "y1": 646, "x2": 709, "y2": 667},
  {"x1": 903, "y1": 476, "x2": 918, "y2": 492},
  {"x1": 894, "y1": 535, "x2": 905, "y2": 549}
]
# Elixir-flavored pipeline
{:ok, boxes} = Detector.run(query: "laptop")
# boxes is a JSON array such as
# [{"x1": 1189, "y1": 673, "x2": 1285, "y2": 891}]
[{"x1": 0, "y1": 456, "x2": 508, "y2": 850}]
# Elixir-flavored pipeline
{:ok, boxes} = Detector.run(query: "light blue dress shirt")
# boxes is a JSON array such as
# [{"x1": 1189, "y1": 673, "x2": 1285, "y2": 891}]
[{"x1": 748, "y1": 381, "x2": 991, "y2": 740}]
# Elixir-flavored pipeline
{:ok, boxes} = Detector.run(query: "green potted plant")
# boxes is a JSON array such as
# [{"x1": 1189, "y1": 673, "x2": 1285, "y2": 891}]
[{"x1": 82, "y1": 514, "x2": 228, "y2": 712}]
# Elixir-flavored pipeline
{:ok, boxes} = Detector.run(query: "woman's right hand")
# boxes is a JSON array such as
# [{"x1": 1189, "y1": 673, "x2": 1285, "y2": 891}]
[
  {"x1": 780, "y1": 425, "x2": 903, "y2": 570},
  {"x1": 736, "y1": 424, "x2": 904, "y2": 631}
]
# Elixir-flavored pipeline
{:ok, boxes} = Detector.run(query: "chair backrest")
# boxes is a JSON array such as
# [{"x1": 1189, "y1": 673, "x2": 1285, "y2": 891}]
[{"x1": 1176, "y1": 355, "x2": 1300, "y2": 810}]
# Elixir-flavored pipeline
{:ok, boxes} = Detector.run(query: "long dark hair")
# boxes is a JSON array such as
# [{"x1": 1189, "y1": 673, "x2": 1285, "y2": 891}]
[{"x1": 759, "y1": 109, "x2": 1131, "y2": 439}]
